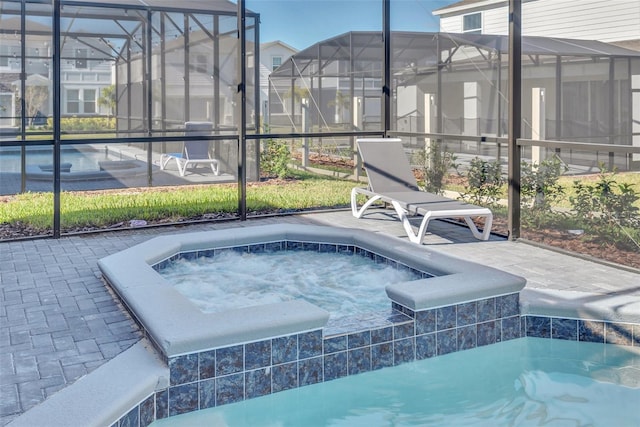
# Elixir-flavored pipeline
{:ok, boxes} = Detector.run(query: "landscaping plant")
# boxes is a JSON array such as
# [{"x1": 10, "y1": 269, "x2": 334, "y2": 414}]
[
  {"x1": 459, "y1": 157, "x2": 505, "y2": 207},
  {"x1": 569, "y1": 166, "x2": 640, "y2": 251},
  {"x1": 260, "y1": 137, "x2": 292, "y2": 179},
  {"x1": 414, "y1": 140, "x2": 458, "y2": 195},
  {"x1": 520, "y1": 156, "x2": 568, "y2": 228}
]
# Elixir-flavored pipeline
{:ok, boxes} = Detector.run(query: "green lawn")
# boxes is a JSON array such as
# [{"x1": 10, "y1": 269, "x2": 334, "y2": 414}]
[{"x1": 0, "y1": 172, "x2": 356, "y2": 232}]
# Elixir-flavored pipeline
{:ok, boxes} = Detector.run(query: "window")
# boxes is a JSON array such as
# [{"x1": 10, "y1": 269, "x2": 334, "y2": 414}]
[
  {"x1": 0, "y1": 45, "x2": 8, "y2": 67},
  {"x1": 195, "y1": 54, "x2": 208, "y2": 74},
  {"x1": 75, "y1": 48, "x2": 87, "y2": 69},
  {"x1": 66, "y1": 89, "x2": 97, "y2": 114},
  {"x1": 83, "y1": 89, "x2": 96, "y2": 114},
  {"x1": 272, "y1": 56, "x2": 282, "y2": 71},
  {"x1": 463, "y1": 12, "x2": 482, "y2": 34},
  {"x1": 67, "y1": 89, "x2": 80, "y2": 113}
]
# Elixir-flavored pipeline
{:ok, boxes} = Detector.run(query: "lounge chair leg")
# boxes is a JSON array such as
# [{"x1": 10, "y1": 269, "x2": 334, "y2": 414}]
[
  {"x1": 481, "y1": 214, "x2": 493, "y2": 240},
  {"x1": 463, "y1": 215, "x2": 493, "y2": 241},
  {"x1": 391, "y1": 201, "x2": 427, "y2": 244},
  {"x1": 210, "y1": 160, "x2": 220, "y2": 175},
  {"x1": 160, "y1": 155, "x2": 171, "y2": 170},
  {"x1": 351, "y1": 189, "x2": 382, "y2": 218},
  {"x1": 177, "y1": 159, "x2": 186, "y2": 176}
]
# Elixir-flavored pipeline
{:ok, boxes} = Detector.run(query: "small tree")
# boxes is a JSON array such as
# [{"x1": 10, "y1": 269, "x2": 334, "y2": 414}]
[
  {"x1": 520, "y1": 156, "x2": 568, "y2": 227},
  {"x1": 22, "y1": 85, "x2": 49, "y2": 127},
  {"x1": 413, "y1": 141, "x2": 458, "y2": 195}
]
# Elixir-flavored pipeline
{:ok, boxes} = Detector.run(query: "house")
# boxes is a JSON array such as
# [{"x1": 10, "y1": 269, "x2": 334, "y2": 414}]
[
  {"x1": 432, "y1": 0, "x2": 640, "y2": 165},
  {"x1": 259, "y1": 40, "x2": 297, "y2": 129},
  {"x1": 0, "y1": 16, "x2": 114, "y2": 130},
  {"x1": 433, "y1": 0, "x2": 640, "y2": 50}
]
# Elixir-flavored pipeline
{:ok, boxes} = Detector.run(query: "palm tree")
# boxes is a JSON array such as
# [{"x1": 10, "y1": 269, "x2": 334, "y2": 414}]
[
  {"x1": 97, "y1": 85, "x2": 116, "y2": 117},
  {"x1": 283, "y1": 86, "x2": 311, "y2": 108},
  {"x1": 328, "y1": 90, "x2": 351, "y2": 123}
]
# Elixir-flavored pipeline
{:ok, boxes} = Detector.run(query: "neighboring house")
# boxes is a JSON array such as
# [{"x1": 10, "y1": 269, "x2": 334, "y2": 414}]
[
  {"x1": 0, "y1": 17, "x2": 113, "y2": 130},
  {"x1": 259, "y1": 40, "x2": 297, "y2": 128},
  {"x1": 433, "y1": 0, "x2": 640, "y2": 49},
  {"x1": 432, "y1": 0, "x2": 640, "y2": 165}
]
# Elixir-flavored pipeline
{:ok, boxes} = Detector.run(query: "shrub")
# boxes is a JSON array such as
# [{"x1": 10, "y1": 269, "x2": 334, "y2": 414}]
[
  {"x1": 260, "y1": 138, "x2": 291, "y2": 179},
  {"x1": 460, "y1": 157, "x2": 505, "y2": 207},
  {"x1": 569, "y1": 166, "x2": 640, "y2": 250},
  {"x1": 44, "y1": 117, "x2": 116, "y2": 131},
  {"x1": 520, "y1": 156, "x2": 568, "y2": 227}
]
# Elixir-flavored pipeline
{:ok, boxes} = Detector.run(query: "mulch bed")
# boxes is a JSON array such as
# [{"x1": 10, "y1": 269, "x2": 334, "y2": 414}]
[{"x1": 488, "y1": 218, "x2": 640, "y2": 270}]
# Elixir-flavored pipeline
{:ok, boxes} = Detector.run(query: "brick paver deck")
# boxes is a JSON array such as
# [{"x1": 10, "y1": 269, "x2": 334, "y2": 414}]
[{"x1": 1, "y1": 210, "x2": 639, "y2": 426}]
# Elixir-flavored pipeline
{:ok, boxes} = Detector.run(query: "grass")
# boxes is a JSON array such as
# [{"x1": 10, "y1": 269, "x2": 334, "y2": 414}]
[
  {"x1": 0, "y1": 171, "x2": 356, "y2": 232},
  {"x1": 440, "y1": 171, "x2": 640, "y2": 209},
  {"x1": 556, "y1": 171, "x2": 640, "y2": 209}
]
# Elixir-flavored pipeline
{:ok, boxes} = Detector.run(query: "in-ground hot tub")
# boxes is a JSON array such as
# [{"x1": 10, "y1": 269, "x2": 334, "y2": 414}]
[{"x1": 98, "y1": 224, "x2": 526, "y2": 358}]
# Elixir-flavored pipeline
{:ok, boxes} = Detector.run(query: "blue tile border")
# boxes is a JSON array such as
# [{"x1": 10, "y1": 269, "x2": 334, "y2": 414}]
[
  {"x1": 135, "y1": 291, "x2": 526, "y2": 426},
  {"x1": 272, "y1": 362, "x2": 298, "y2": 392},
  {"x1": 523, "y1": 315, "x2": 636, "y2": 346},
  {"x1": 151, "y1": 240, "x2": 431, "y2": 281}
]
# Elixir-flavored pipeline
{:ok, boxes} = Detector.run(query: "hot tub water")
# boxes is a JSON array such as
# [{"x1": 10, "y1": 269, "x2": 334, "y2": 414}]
[{"x1": 158, "y1": 249, "x2": 423, "y2": 318}]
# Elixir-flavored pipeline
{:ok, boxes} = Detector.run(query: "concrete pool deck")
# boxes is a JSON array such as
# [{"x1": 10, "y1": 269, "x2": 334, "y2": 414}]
[{"x1": 1, "y1": 209, "x2": 639, "y2": 426}]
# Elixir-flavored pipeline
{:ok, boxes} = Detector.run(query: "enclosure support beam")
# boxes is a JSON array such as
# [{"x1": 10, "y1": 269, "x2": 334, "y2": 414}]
[
  {"x1": 53, "y1": 0, "x2": 61, "y2": 237},
  {"x1": 160, "y1": 14, "x2": 167, "y2": 154},
  {"x1": 382, "y1": 0, "x2": 391, "y2": 135},
  {"x1": 184, "y1": 15, "x2": 190, "y2": 121},
  {"x1": 146, "y1": 10, "x2": 153, "y2": 187},
  {"x1": 608, "y1": 58, "x2": 615, "y2": 170},
  {"x1": 214, "y1": 16, "x2": 221, "y2": 130},
  {"x1": 555, "y1": 56, "x2": 561, "y2": 155},
  {"x1": 436, "y1": 34, "x2": 443, "y2": 136},
  {"x1": 496, "y1": 52, "x2": 502, "y2": 161},
  {"x1": 126, "y1": 41, "x2": 132, "y2": 133},
  {"x1": 349, "y1": 33, "x2": 358, "y2": 179},
  {"x1": 507, "y1": 0, "x2": 522, "y2": 240},
  {"x1": 20, "y1": 0, "x2": 26, "y2": 193},
  {"x1": 237, "y1": 0, "x2": 247, "y2": 220}
]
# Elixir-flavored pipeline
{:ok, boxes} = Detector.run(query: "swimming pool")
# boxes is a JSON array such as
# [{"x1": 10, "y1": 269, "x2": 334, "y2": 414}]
[
  {"x1": 150, "y1": 337, "x2": 640, "y2": 426},
  {"x1": 158, "y1": 247, "x2": 425, "y2": 317},
  {"x1": 0, "y1": 147, "x2": 116, "y2": 173},
  {"x1": 0, "y1": 146, "x2": 147, "y2": 181}
]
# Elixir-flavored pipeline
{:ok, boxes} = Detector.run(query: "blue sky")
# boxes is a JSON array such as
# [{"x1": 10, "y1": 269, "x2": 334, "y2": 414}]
[{"x1": 246, "y1": 0, "x2": 458, "y2": 50}]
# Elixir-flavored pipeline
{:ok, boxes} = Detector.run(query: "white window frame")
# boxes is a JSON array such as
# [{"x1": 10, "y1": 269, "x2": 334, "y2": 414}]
[
  {"x1": 271, "y1": 55, "x2": 282, "y2": 71},
  {"x1": 462, "y1": 12, "x2": 482, "y2": 34},
  {"x1": 65, "y1": 88, "x2": 98, "y2": 115},
  {"x1": 66, "y1": 89, "x2": 80, "y2": 114},
  {"x1": 83, "y1": 89, "x2": 96, "y2": 114}
]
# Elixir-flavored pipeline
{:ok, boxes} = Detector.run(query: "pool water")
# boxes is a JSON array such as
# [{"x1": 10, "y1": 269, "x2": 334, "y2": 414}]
[
  {"x1": 0, "y1": 147, "x2": 120, "y2": 173},
  {"x1": 151, "y1": 337, "x2": 640, "y2": 426},
  {"x1": 159, "y1": 250, "x2": 422, "y2": 317}
]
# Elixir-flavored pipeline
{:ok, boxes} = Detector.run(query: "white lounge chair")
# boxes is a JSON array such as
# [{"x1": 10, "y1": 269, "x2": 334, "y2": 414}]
[
  {"x1": 352, "y1": 138, "x2": 493, "y2": 244},
  {"x1": 160, "y1": 121, "x2": 220, "y2": 176}
]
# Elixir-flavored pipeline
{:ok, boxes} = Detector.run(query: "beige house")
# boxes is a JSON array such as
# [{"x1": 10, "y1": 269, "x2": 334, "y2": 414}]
[{"x1": 433, "y1": 0, "x2": 640, "y2": 50}]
